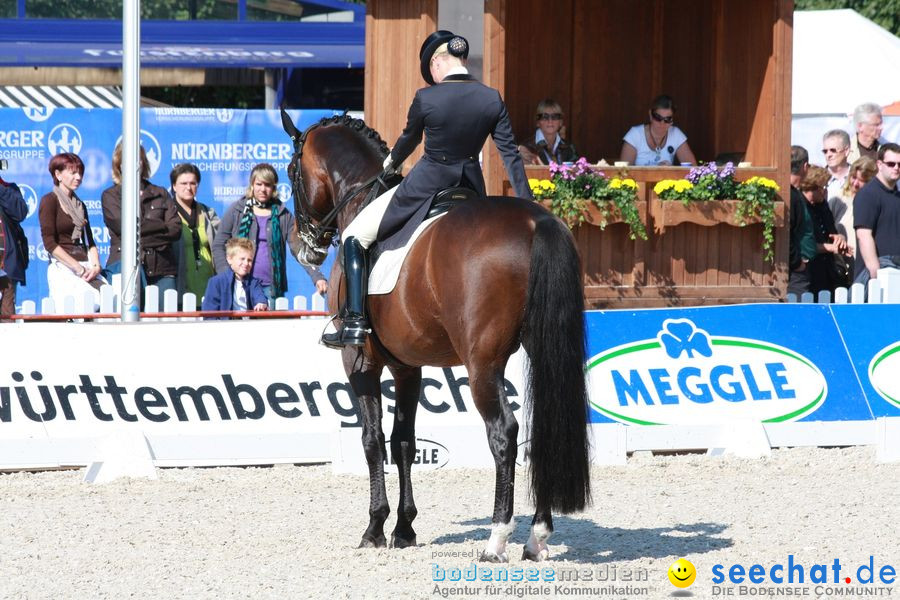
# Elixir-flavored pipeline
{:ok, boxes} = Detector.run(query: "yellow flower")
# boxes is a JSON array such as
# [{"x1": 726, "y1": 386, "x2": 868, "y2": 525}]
[
  {"x1": 758, "y1": 177, "x2": 779, "y2": 191},
  {"x1": 622, "y1": 178, "x2": 637, "y2": 189},
  {"x1": 528, "y1": 178, "x2": 540, "y2": 189},
  {"x1": 740, "y1": 176, "x2": 780, "y2": 192},
  {"x1": 610, "y1": 178, "x2": 623, "y2": 189},
  {"x1": 540, "y1": 179, "x2": 555, "y2": 191},
  {"x1": 674, "y1": 180, "x2": 694, "y2": 193},
  {"x1": 654, "y1": 180, "x2": 677, "y2": 194}
]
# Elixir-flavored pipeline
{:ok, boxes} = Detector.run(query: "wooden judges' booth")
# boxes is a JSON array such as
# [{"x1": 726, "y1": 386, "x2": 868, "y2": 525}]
[{"x1": 365, "y1": 0, "x2": 794, "y2": 307}]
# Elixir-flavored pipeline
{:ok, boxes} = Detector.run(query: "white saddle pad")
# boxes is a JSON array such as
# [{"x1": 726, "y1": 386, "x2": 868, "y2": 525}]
[{"x1": 368, "y1": 213, "x2": 446, "y2": 295}]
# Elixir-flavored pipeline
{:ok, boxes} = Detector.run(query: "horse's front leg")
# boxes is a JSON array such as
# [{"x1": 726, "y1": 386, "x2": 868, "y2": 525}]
[
  {"x1": 470, "y1": 364, "x2": 519, "y2": 563},
  {"x1": 346, "y1": 352, "x2": 389, "y2": 549},
  {"x1": 388, "y1": 365, "x2": 422, "y2": 549}
]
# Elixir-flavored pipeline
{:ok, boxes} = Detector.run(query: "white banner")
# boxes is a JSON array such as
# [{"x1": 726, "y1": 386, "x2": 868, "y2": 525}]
[{"x1": 0, "y1": 320, "x2": 527, "y2": 469}]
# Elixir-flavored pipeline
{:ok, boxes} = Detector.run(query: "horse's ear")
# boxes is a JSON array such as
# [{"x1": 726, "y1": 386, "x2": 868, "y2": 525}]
[{"x1": 281, "y1": 108, "x2": 301, "y2": 145}]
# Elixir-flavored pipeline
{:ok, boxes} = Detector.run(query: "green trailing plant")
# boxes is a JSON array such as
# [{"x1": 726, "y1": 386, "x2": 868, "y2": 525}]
[
  {"x1": 530, "y1": 157, "x2": 647, "y2": 240},
  {"x1": 652, "y1": 162, "x2": 781, "y2": 262}
]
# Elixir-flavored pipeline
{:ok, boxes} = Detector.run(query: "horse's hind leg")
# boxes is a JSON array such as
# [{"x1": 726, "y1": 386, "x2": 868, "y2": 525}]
[
  {"x1": 388, "y1": 365, "x2": 421, "y2": 549},
  {"x1": 523, "y1": 510, "x2": 553, "y2": 561},
  {"x1": 347, "y1": 357, "x2": 390, "y2": 549},
  {"x1": 469, "y1": 363, "x2": 519, "y2": 563}
]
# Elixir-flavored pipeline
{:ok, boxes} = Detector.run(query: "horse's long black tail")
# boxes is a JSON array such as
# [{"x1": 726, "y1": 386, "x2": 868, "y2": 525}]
[{"x1": 521, "y1": 215, "x2": 591, "y2": 514}]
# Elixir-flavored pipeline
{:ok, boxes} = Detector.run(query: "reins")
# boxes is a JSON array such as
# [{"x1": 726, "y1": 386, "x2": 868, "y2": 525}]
[{"x1": 285, "y1": 114, "x2": 395, "y2": 251}]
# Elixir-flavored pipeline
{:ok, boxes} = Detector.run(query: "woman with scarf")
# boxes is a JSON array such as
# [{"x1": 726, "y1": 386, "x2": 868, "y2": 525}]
[
  {"x1": 213, "y1": 163, "x2": 326, "y2": 307},
  {"x1": 39, "y1": 153, "x2": 105, "y2": 311},
  {"x1": 170, "y1": 163, "x2": 219, "y2": 300}
]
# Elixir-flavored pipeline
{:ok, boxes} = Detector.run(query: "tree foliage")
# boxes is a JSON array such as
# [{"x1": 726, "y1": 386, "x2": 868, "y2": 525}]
[{"x1": 794, "y1": 0, "x2": 900, "y2": 38}]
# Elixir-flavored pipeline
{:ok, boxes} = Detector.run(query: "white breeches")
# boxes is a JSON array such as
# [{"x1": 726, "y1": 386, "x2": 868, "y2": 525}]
[
  {"x1": 47, "y1": 259, "x2": 102, "y2": 312},
  {"x1": 341, "y1": 185, "x2": 397, "y2": 249}
]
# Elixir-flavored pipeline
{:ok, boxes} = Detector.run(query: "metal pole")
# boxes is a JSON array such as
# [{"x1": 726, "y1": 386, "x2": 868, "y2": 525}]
[{"x1": 121, "y1": 0, "x2": 141, "y2": 321}]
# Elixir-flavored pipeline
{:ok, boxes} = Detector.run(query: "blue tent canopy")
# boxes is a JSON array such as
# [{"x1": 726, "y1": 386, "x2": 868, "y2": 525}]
[{"x1": 0, "y1": 0, "x2": 364, "y2": 69}]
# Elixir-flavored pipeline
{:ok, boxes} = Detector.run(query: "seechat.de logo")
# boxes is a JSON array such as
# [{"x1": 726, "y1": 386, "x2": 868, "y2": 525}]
[
  {"x1": 587, "y1": 318, "x2": 827, "y2": 425},
  {"x1": 48, "y1": 123, "x2": 83, "y2": 155},
  {"x1": 22, "y1": 107, "x2": 54, "y2": 122},
  {"x1": 19, "y1": 184, "x2": 39, "y2": 219},
  {"x1": 115, "y1": 130, "x2": 162, "y2": 178},
  {"x1": 869, "y1": 342, "x2": 900, "y2": 408}
]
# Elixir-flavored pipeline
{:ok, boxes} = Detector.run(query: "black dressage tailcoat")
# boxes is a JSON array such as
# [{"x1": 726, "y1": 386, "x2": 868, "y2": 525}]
[{"x1": 377, "y1": 73, "x2": 533, "y2": 250}]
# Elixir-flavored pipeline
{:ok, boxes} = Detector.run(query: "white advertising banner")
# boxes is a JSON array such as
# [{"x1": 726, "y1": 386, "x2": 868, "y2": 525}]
[
  {"x1": 0, "y1": 320, "x2": 527, "y2": 470},
  {"x1": 3, "y1": 303, "x2": 895, "y2": 472}
]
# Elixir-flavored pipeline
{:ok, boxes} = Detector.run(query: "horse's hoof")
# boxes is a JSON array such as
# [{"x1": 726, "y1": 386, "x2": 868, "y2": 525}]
[
  {"x1": 521, "y1": 547, "x2": 550, "y2": 562},
  {"x1": 358, "y1": 535, "x2": 387, "y2": 549},
  {"x1": 389, "y1": 534, "x2": 417, "y2": 549},
  {"x1": 479, "y1": 550, "x2": 508, "y2": 563}
]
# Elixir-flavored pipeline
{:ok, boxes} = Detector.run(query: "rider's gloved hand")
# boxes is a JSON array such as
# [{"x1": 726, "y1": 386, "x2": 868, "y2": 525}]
[{"x1": 383, "y1": 154, "x2": 403, "y2": 175}]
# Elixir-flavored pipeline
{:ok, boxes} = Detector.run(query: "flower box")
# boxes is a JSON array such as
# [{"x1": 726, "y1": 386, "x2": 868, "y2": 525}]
[
  {"x1": 649, "y1": 195, "x2": 785, "y2": 234},
  {"x1": 540, "y1": 199, "x2": 648, "y2": 229}
]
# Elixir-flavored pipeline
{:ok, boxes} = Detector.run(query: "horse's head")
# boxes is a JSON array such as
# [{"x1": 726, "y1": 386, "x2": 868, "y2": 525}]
[{"x1": 282, "y1": 110, "x2": 389, "y2": 267}]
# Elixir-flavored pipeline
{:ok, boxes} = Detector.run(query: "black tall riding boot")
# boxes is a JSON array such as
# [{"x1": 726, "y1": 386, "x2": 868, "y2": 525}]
[{"x1": 322, "y1": 237, "x2": 370, "y2": 348}]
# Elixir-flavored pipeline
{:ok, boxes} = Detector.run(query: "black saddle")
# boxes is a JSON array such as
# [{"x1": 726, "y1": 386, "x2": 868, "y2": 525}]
[{"x1": 426, "y1": 186, "x2": 479, "y2": 219}]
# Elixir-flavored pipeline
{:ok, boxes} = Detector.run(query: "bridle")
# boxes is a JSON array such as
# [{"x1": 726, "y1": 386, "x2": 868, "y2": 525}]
[{"x1": 287, "y1": 120, "x2": 396, "y2": 253}]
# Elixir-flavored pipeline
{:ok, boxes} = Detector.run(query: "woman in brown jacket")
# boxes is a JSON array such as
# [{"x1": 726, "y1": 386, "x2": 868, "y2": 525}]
[
  {"x1": 39, "y1": 152, "x2": 105, "y2": 311},
  {"x1": 101, "y1": 143, "x2": 181, "y2": 299}
]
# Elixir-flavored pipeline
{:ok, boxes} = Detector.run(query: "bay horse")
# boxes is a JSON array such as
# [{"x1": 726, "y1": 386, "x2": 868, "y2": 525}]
[{"x1": 283, "y1": 112, "x2": 590, "y2": 562}]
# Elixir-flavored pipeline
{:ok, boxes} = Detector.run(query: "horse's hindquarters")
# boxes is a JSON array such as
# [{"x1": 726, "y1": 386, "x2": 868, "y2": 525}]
[{"x1": 369, "y1": 198, "x2": 541, "y2": 367}]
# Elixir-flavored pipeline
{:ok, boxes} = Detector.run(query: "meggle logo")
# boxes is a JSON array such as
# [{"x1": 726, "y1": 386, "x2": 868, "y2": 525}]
[
  {"x1": 384, "y1": 437, "x2": 449, "y2": 469},
  {"x1": 869, "y1": 342, "x2": 900, "y2": 408},
  {"x1": 587, "y1": 319, "x2": 827, "y2": 425}
]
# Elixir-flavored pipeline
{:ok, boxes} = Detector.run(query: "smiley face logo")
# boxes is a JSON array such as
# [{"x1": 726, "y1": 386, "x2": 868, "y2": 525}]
[{"x1": 668, "y1": 558, "x2": 696, "y2": 588}]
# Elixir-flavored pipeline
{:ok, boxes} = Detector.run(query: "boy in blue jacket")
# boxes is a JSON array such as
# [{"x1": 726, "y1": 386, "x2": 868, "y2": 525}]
[{"x1": 202, "y1": 237, "x2": 267, "y2": 319}]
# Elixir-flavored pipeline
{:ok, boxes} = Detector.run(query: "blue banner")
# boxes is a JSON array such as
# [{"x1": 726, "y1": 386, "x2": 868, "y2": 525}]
[
  {"x1": 585, "y1": 304, "x2": 884, "y2": 425},
  {"x1": 831, "y1": 304, "x2": 900, "y2": 418},
  {"x1": 1, "y1": 107, "x2": 340, "y2": 308}
]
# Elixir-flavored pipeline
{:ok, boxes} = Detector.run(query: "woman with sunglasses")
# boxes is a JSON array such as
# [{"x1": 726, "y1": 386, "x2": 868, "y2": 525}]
[
  {"x1": 518, "y1": 99, "x2": 578, "y2": 165},
  {"x1": 620, "y1": 94, "x2": 696, "y2": 166},
  {"x1": 830, "y1": 156, "x2": 876, "y2": 271}
]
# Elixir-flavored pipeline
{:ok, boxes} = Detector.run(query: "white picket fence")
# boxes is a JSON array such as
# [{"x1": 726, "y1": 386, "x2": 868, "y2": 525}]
[
  {"x1": 15, "y1": 267, "x2": 900, "y2": 319},
  {"x1": 18, "y1": 280, "x2": 328, "y2": 321},
  {"x1": 786, "y1": 267, "x2": 900, "y2": 304}
]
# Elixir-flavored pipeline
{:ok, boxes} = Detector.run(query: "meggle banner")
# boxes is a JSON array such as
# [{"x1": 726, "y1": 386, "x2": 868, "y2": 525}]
[
  {"x1": 831, "y1": 304, "x2": 900, "y2": 418},
  {"x1": 0, "y1": 107, "x2": 341, "y2": 308},
  {"x1": 585, "y1": 304, "x2": 874, "y2": 426}
]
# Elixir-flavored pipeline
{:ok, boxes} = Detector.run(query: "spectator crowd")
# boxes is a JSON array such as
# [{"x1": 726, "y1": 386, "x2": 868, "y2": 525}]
[
  {"x1": 0, "y1": 146, "x2": 327, "y2": 321},
  {"x1": 789, "y1": 102, "x2": 900, "y2": 298},
  {"x1": 1, "y1": 100, "x2": 898, "y2": 321}
]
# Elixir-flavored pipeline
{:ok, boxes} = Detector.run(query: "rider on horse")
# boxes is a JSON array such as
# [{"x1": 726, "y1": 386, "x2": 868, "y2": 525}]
[{"x1": 322, "y1": 30, "x2": 534, "y2": 348}]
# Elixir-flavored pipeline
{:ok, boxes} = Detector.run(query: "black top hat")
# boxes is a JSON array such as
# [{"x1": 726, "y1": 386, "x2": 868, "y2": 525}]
[{"x1": 419, "y1": 30, "x2": 469, "y2": 85}]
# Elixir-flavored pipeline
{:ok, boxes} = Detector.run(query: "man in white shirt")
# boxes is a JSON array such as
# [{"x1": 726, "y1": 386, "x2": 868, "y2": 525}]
[{"x1": 822, "y1": 129, "x2": 850, "y2": 211}]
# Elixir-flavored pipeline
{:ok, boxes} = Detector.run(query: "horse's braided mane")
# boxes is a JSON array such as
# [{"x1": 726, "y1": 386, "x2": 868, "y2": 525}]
[{"x1": 316, "y1": 113, "x2": 389, "y2": 158}]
